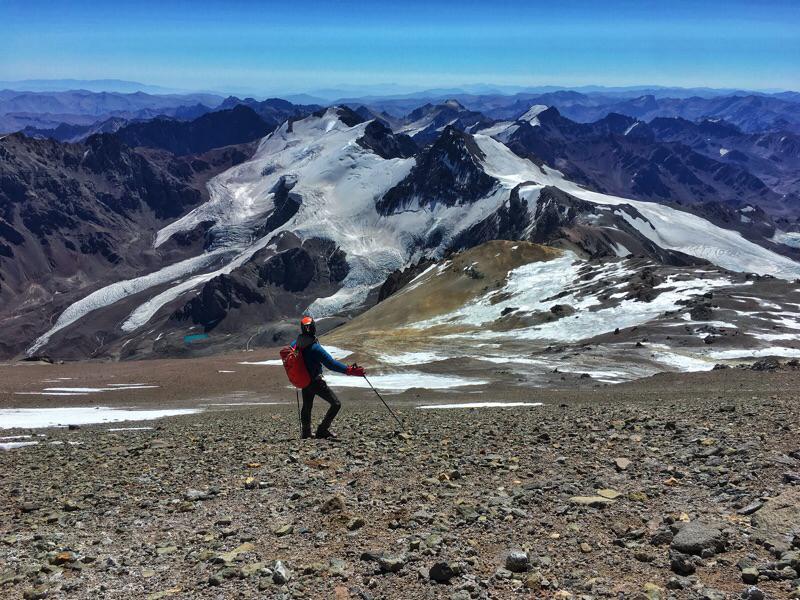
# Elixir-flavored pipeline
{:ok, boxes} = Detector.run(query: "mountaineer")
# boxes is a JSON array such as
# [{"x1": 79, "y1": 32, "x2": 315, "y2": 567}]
[{"x1": 291, "y1": 316, "x2": 365, "y2": 439}]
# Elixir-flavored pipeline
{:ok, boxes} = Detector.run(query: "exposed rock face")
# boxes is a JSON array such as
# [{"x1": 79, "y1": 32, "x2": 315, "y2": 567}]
[
  {"x1": 112, "y1": 105, "x2": 273, "y2": 155},
  {"x1": 357, "y1": 121, "x2": 417, "y2": 159},
  {"x1": 649, "y1": 117, "x2": 800, "y2": 198},
  {"x1": 752, "y1": 489, "x2": 800, "y2": 554},
  {"x1": 500, "y1": 106, "x2": 784, "y2": 213},
  {"x1": 170, "y1": 238, "x2": 349, "y2": 332},
  {"x1": 259, "y1": 248, "x2": 318, "y2": 292},
  {"x1": 21, "y1": 116, "x2": 130, "y2": 144},
  {"x1": 353, "y1": 105, "x2": 396, "y2": 129},
  {"x1": 172, "y1": 273, "x2": 267, "y2": 329},
  {"x1": 450, "y1": 184, "x2": 707, "y2": 266},
  {"x1": 312, "y1": 106, "x2": 365, "y2": 128},
  {"x1": 0, "y1": 132, "x2": 253, "y2": 359},
  {"x1": 215, "y1": 96, "x2": 321, "y2": 128},
  {"x1": 449, "y1": 186, "x2": 530, "y2": 250},
  {"x1": 401, "y1": 99, "x2": 494, "y2": 146},
  {"x1": 376, "y1": 258, "x2": 437, "y2": 303},
  {"x1": 253, "y1": 175, "x2": 302, "y2": 240},
  {"x1": 377, "y1": 126, "x2": 496, "y2": 215}
]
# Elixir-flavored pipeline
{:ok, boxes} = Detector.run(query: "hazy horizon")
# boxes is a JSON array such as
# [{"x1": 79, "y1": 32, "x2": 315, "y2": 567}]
[
  {"x1": 1, "y1": 78, "x2": 798, "y2": 101},
  {"x1": 3, "y1": 0, "x2": 798, "y2": 95}
]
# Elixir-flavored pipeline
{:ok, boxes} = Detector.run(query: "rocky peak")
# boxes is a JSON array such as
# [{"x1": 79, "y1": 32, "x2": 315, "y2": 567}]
[
  {"x1": 526, "y1": 106, "x2": 562, "y2": 125},
  {"x1": 442, "y1": 98, "x2": 466, "y2": 110},
  {"x1": 593, "y1": 112, "x2": 638, "y2": 135},
  {"x1": 356, "y1": 120, "x2": 417, "y2": 159},
  {"x1": 376, "y1": 126, "x2": 496, "y2": 215},
  {"x1": 313, "y1": 106, "x2": 365, "y2": 128},
  {"x1": 696, "y1": 118, "x2": 742, "y2": 138},
  {"x1": 518, "y1": 104, "x2": 550, "y2": 123}
]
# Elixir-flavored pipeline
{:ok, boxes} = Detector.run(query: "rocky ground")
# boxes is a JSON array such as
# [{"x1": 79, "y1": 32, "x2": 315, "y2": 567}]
[{"x1": 1, "y1": 366, "x2": 800, "y2": 599}]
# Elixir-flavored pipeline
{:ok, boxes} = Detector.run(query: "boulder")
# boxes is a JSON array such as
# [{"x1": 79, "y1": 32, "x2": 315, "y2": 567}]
[
  {"x1": 505, "y1": 550, "x2": 529, "y2": 573},
  {"x1": 752, "y1": 489, "x2": 800, "y2": 554},
  {"x1": 670, "y1": 521, "x2": 726, "y2": 556}
]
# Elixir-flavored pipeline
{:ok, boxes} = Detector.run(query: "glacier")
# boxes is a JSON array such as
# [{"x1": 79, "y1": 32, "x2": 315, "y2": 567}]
[{"x1": 27, "y1": 107, "x2": 800, "y2": 354}]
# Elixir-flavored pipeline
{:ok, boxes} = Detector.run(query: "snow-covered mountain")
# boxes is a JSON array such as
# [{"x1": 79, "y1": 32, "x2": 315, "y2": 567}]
[
  {"x1": 15, "y1": 104, "x2": 800, "y2": 363},
  {"x1": 398, "y1": 99, "x2": 494, "y2": 145}
]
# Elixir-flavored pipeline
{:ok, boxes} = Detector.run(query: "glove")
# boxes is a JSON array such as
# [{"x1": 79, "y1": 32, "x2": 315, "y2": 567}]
[{"x1": 346, "y1": 364, "x2": 365, "y2": 377}]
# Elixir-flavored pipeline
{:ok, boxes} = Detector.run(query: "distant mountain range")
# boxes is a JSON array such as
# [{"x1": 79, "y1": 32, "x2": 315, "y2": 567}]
[
  {"x1": 4, "y1": 84, "x2": 800, "y2": 135},
  {"x1": 0, "y1": 79, "x2": 205, "y2": 95},
  {"x1": 0, "y1": 89, "x2": 225, "y2": 133},
  {"x1": 3, "y1": 83, "x2": 800, "y2": 361}
]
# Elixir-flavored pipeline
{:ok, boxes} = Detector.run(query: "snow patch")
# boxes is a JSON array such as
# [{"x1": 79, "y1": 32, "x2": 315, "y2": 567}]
[
  {"x1": 0, "y1": 407, "x2": 201, "y2": 430},
  {"x1": 772, "y1": 231, "x2": 800, "y2": 249},
  {"x1": 41, "y1": 386, "x2": 159, "y2": 393},
  {"x1": 706, "y1": 347, "x2": 800, "y2": 360},
  {"x1": 107, "y1": 426, "x2": 154, "y2": 432},
  {"x1": 15, "y1": 392, "x2": 90, "y2": 396},
  {"x1": 325, "y1": 372, "x2": 487, "y2": 391},
  {"x1": 239, "y1": 345, "x2": 351, "y2": 367},
  {"x1": 1, "y1": 441, "x2": 39, "y2": 450},
  {"x1": 204, "y1": 402, "x2": 289, "y2": 407},
  {"x1": 239, "y1": 359, "x2": 282, "y2": 366},
  {"x1": 27, "y1": 250, "x2": 232, "y2": 354},
  {"x1": 520, "y1": 104, "x2": 548, "y2": 125},
  {"x1": 418, "y1": 402, "x2": 543, "y2": 410},
  {"x1": 378, "y1": 351, "x2": 448, "y2": 365},
  {"x1": 624, "y1": 122, "x2": 640, "y2": 136},
  {"x1": 649, "y1": 348, "x2": 716, "y2": 372},
  {"x1": 751, "y1": 332, "x2": 800, "y2": 341}
]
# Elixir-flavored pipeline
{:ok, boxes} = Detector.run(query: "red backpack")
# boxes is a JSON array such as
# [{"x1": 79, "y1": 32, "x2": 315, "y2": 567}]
[{"x1": 280, "y1": 343, "x2": 311, "y2": 389}]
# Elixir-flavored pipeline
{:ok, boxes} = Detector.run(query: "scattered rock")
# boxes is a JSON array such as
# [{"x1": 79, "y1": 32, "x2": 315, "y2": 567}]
[
  {"x1": 669, "y1": 551, "x2": 697, "y2": 576},
  {"x1": 240, "y1": 562, "x2": 265, "y2": 578},
  {"x1": 505, "y1": 550, "x2": 529, "y2": 573},
  {"x1": 643, "y1": 582, "x2": 664, "y2": 600},
  {"x1": 145, "y1": 587, "x2": 182, "y2": 600},
  {"x1": 741, "y1": 587, "x2": 765, "y2": 600},
  {"x1": 751, "y1": 358, "x2": 780, "y2": 371},
  {"x1": 741, "y1": 566, "x2": 759, "y2": 584},
  {"x1": 596, "y1": 488, "x2": 621, "y2": 500},
  {"x1": 569, "y1": 496, "x2": 615, "y2": 508},
  {"x1": 361, "y1": 550, "x2": 407, "y2": 574},
  {"x1": 272, "y1": 560, "x2": 290, "y2": 584},
  {"x1": 670, "y1": 521, "x2": 726, "y2": 556},
  {"x1": 614, "y1": 457, "x2": 631, "y2": 471},
  {"x1": 737, "y1": 501, "x2": 764, "y2": 516},
  {"x1": 62, "y1": 499, "x2": 81, "y2": 512},
  {"x1": 346, "y1": 517, "x2": 365, "y2": 531},
  {"x1": 429, "y1": 561, "x2": 462, "y2": 583},
  {"x1": 321, "y1": 494, "x2": 346, "y2": 514},
  {"x1": 752, "y1": 489, "x2": 800, "y2": 554},
  {"x1": 50, "y1": 550, "x2": 78, "y2": 565},
  {"x1": 184, "y1": 489, "x2": 214, "y2": 502},
  {"x1": 214, "y1": 542, "x2": 254, "y2": 565}
]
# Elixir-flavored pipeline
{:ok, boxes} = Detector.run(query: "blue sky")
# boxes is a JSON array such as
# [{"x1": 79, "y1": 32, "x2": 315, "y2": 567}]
[{"x1": 2, "y1": 0, "x2": 798, "y2": 94}]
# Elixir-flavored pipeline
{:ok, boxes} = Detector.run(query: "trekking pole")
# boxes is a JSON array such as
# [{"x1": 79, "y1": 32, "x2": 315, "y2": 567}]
[
  {"x1": 363, "y1": 375, "x2": 403, "y2": 428},
  {"x1": 295, "y1": 388, "x2": 302, "y2": 436}
]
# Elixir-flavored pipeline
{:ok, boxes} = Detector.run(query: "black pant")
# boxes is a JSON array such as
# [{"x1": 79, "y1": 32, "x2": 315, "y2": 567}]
[{"x1": 301, "y1": 378, "x2": 341, "y2": 435}]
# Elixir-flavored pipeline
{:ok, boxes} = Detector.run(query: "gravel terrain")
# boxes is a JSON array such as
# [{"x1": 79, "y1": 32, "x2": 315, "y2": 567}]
[{"x1": 1, "y1": 362, "x2": 800, "y2": 599}]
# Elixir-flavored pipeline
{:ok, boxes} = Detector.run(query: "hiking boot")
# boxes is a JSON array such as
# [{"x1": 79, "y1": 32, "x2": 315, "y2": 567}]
[
  {"x1": 301, "y1": 430, "x2": 314, "y2": 440},
  {"x1": 315, "y1": 428, "x2": 338, "y2": 440}
]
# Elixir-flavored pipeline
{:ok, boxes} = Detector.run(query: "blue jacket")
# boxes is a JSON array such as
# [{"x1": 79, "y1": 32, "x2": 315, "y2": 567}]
[{"x1": 294, "y1": 333, "x2": 348, "y2": 378}]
